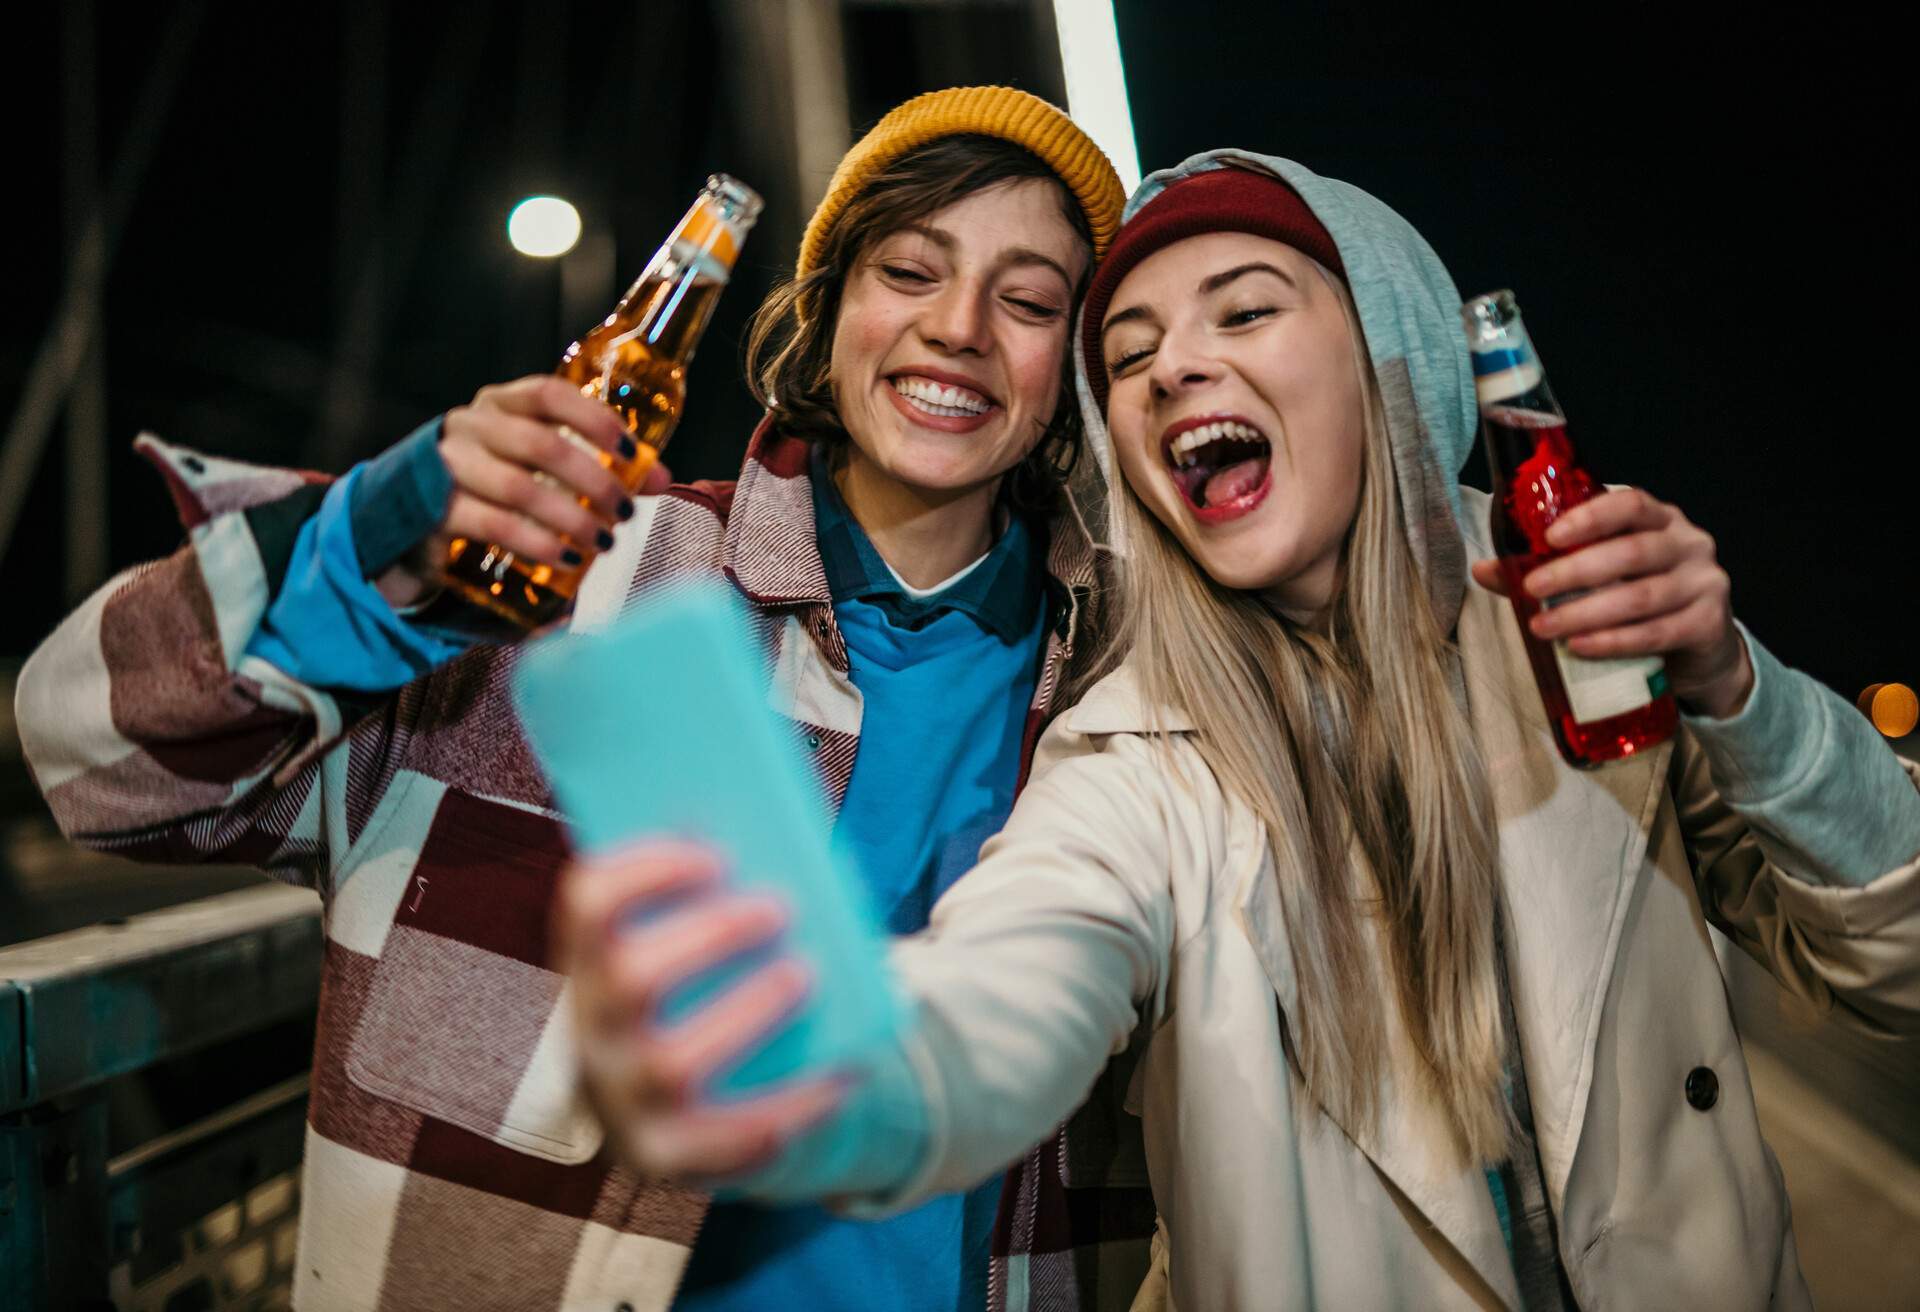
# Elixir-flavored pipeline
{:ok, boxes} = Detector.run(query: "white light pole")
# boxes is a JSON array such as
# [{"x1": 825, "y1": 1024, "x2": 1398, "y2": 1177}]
[{"x1": 1051, "y1": 0, "x2": 1141, "y2": 194}]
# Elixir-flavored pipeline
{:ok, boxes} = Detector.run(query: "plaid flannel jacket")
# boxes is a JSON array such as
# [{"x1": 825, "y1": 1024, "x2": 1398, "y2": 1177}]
[{"x1": 16, "y1": 419, "x2": 1156, "y2": 1310}]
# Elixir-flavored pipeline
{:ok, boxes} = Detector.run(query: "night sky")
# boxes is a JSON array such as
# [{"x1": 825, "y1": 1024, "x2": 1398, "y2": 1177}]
[{"x1": 4, "y1": 1, "x2": 1909, "y2": 711}]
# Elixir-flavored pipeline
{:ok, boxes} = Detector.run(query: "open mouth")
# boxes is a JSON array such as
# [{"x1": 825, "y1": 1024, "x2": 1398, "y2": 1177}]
[
  {"x1": 1163, "y1": 416, "x2": 1273, "y2": 519},
  {"x1": 889, "y1": 374, "x2": 998, "y2": 420}
]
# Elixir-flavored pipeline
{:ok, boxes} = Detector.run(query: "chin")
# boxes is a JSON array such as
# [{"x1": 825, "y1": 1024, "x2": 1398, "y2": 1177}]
[
  {"x1": 883, "y1": 453, "x2": 991, "y2": 494},
  {"x1": 1194, "y1": 527, "x2": 1309, "y2": 589},
  {"x1": 1187, "y1": 549, "x2": 1292, "y2": 593},
  {"x1": 876, "y1": 438, "x2": 1010, "y2": 493},
  {"x1": 1150, "y1": 509, "x2": 1290, "y2": 594}
]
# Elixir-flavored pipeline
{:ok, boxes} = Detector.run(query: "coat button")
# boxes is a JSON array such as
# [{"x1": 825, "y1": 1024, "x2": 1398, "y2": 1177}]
[{"x1": 1685, "y1": 1066, "x2": 1719, "y2": 1111}]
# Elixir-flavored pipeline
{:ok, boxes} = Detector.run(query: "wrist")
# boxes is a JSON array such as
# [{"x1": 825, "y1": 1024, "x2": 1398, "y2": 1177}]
[
  {"x1": 375, "y1": 548, "x2": 440, "y2": 610},
  {"x1": 1677, "y1": 631, "x2": 1755, "y2": 720},
  {"x1": 352, "y1": 417, "x2": 455, "y2": 579}
]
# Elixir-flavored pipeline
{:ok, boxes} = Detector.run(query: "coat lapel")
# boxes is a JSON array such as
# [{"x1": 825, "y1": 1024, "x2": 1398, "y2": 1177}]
[
  {"x1": 1455, "y1": 490, "x2": 1670, "y2": 1209},
  {"x1": 1231, "y1": 485, "x2": 1671, "y2": 1301},
  {"x1": 1234, "y1": 831, "x2": 1523, "y2": 1310},
  {"x1": 1077, "y1": 662, "x2": 1524, "y2": 1304}
]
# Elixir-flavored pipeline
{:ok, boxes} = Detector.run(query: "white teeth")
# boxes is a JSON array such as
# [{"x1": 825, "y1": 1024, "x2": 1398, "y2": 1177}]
[
  {"x1": 1169, "y1": 420, "x2": 1265, "y2": 464},
  {"x1": 892, "y1": 375, "x2": 992, "y2": 416}
]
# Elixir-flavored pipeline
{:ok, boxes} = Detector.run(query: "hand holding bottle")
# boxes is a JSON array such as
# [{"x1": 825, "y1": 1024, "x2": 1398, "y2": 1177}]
[
  {"x1": 374, "y1": 376, "x2": 670, "y2": 610},
  {"x1": 1471, "y1": 485, "x2": 1753, "y2": 719},
  {"x1": 432, "y1": 175, "x2": 762, "y2": 634}
]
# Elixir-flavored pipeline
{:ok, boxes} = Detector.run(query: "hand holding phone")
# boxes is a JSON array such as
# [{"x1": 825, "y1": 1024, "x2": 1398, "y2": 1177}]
[{"x1": 514, "y1": 582, "x2": 900, "y2": 1100}]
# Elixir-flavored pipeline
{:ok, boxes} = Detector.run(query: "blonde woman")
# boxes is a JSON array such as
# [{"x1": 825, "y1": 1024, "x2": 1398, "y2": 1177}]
[{"x1": 556, "y1": 152, "x2": 1920, "y2": 1309}]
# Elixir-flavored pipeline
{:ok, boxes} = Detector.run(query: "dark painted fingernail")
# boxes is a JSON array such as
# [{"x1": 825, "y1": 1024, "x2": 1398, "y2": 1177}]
[
  {"x1": 561, "y1": 548, "x2": 583, "y2": 566},
  {"x1": 619, "y1": 437, "x2": 637, "y2": 459},
  {"x1": 595, "y1": 528, "x2": 615, "y2": 551},
  {"x1": 617, "y1": 498, "x2": 635, "y2": 521}
]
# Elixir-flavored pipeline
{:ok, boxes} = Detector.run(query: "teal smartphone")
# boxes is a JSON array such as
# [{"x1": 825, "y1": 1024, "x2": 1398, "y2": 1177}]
[{"x1": 512, "y1": 581, "x2": 900, "y2": 1097}]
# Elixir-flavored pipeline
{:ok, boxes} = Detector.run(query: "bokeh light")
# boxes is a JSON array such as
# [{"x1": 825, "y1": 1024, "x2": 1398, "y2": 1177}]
[
  {"x1": 507, "y1": 196, "x2": 582, "y2": 258},
  {"x1": 1860, "y1": 682, "x2": 1919, "y2": 738}
]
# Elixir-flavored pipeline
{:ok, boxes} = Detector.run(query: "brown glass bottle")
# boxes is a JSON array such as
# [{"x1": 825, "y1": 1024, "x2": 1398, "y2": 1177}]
[{"x1": 437, "y1": 175, "x2": 763, "y2": 637}]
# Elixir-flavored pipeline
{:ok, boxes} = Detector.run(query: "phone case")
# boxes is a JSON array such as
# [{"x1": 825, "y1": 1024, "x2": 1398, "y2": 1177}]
[{"x1": 512, "y1": 581, "x2": 901, "y2": 1096}]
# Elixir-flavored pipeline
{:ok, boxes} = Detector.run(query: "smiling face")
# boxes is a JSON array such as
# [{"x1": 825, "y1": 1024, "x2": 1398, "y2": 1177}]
[
  {"x1": 1100, "y1": 231, "x2": 1368, "y2": 608},
  {"x1": 829, "y1": 178, "x2": 1089, "y2": 502}
]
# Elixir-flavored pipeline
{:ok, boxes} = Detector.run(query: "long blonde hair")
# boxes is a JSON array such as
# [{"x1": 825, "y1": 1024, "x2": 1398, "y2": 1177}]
[{"x1": 1102, "y1": 271, "x2": 1513, "y2": 1161}]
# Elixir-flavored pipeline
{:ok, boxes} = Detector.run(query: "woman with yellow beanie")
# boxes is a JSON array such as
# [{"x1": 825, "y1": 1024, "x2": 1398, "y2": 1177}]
[{"x1": 13, "y1": 88, "x2": 1150, "y2": 1309}]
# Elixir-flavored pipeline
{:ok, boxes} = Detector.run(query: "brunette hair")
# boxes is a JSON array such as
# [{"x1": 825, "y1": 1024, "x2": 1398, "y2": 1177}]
[{"x1": 745, "y1": 134, "x2": 1095, "y2": 513}]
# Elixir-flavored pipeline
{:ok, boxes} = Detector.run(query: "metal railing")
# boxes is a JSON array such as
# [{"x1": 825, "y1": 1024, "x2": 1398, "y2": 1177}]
[{"x1": 1, "y1": 883, "x2": 321, "y2": 1310}]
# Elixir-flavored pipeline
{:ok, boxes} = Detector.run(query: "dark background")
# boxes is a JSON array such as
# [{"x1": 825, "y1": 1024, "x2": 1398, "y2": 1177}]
[
  {"x1": 2, "y1": 14, "x2": 1915, "y2": 1301},
  {"x1": 3, "y1": 0, "x2": 1909, "y2": 706}
]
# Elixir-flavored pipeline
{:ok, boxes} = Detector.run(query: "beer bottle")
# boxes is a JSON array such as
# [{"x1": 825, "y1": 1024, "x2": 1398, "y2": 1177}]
[
  {"x1": 437, "y1": 174, "x2": 763, "y2": 636},
  {"x1": 1463, "y1": 290, "x2": 1677, "y2": 767}
]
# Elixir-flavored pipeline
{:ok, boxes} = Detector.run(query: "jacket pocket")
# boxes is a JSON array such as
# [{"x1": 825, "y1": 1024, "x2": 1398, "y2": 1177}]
[{"x1": 342, "y1": 788, "x2": 604, "y2": 1164}]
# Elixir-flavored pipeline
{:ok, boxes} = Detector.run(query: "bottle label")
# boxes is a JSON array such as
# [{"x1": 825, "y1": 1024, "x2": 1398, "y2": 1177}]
[
  {"x1": 1472, "y1": 347, "x2": 1543, "y2": 406},
  {"x1": 668, "y1": 238, "x2": 733, "y2": 284},
  {"x1": 673, "y1": 200, "x2": 739, "y2": 274},
  {"x1": 1543, "y1": 590, "x2": 1671, "y2": 723}
]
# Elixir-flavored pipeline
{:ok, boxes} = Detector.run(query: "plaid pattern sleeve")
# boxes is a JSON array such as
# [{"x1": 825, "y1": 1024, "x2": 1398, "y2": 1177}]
[
  {"x1": 14, "y1": 434, "x2": 376, "y2": 890},
  {"x1": 17, "y1": 420, "x2": 1154, "y2": 1310}
]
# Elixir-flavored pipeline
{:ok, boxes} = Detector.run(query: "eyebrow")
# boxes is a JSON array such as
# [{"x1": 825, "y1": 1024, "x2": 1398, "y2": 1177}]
[
  {"x1": 1101, "y1": 303, "x2": 1156, "y2": 338},
  {"x1": 1202, "y1": 260, "x2": 1296, "y2": 294},
  {"x1": 1102, "y1": 260, "x2": 1300, "y2": 341},
  {"x1": 892, "y1": 222, "x2": 1075, "y2": 287}
]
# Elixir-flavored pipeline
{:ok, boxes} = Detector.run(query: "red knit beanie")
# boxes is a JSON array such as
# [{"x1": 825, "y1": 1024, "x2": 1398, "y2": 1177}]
[{"x1": 1081, "y1": 167, "x2": 1344, "y2": 413}]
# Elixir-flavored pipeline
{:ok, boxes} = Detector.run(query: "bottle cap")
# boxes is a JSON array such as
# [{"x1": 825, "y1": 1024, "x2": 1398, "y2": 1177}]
[{"x1": 673, "y1": 174, "x2": 763, "y2": 271}]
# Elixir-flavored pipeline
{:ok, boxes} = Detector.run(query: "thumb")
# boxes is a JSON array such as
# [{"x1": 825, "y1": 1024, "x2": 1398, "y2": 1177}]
[
  {"x1": 640, "y1": 459, "x2": 674, "y2": 496},
  {"x1": 1469, "y1": 557, "x2": 1510, "y2": 596}
]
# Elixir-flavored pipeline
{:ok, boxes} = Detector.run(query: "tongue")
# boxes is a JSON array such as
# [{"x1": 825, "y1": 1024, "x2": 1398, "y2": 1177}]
[{"x1": 1203, "y1": 458, "x2": 1266, "y2": 508}]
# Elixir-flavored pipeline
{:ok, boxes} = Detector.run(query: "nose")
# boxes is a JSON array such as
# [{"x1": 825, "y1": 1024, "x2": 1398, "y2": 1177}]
[
  {"x1": 1148, "y1": 327, "x2": 1223, "y2": 402},
  {"x1": 919, "y1": 281, "x2": 992, "y2": 357}
]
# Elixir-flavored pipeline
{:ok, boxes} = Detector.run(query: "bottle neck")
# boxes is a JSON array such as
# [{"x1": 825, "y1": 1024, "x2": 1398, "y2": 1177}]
[
  {"x1": 1471, "y1": 325, "x2": 1556, "y2": 407},
  {"x1": 660, "y1": 194, "x2": 747, "y2": 285},
  {"x1": 611, "y1": 264, "x2": 724, "y2": 368},
  {"x1": 610, "y1": 195, "x2": 753, "y2": 367}
]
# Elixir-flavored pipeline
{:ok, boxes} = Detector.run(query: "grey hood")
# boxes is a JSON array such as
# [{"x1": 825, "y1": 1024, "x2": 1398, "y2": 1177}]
[{"x1": 1071, "y1": 148, "x2": 1477, "y2": 631}]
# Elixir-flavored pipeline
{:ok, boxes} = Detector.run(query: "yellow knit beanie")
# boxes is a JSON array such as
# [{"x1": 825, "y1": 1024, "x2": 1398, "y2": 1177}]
[{"x1": 797, "y1": 86, "x2": 1125, "y2": 277}]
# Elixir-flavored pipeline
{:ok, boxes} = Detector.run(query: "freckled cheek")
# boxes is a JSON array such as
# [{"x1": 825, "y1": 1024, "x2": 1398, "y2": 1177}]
[
  {"x1": 1002, "y1": 363, "x2": 1056, "y2": 430},
  {"x1": 831, "y1": 300, "x2": 906, "y2": 387}
]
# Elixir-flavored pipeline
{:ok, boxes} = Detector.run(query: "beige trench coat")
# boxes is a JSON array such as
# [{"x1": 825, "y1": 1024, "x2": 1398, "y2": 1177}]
[{"x1": 880, "y1": 489, "x2": 1920, "y2": 1310}]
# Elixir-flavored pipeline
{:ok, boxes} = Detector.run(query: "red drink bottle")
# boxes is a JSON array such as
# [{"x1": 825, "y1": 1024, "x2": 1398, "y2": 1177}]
[{"x1": 1462, "y1": 290, "x2": 1677, "y2": 767}]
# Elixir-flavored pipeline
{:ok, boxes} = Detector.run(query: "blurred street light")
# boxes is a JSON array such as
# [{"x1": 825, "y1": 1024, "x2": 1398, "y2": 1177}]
[
  {"x1": 1859, "y1": 682, "x2": 1920, "y2": 738},
  {"x1": 508, "y1": 196, "x2": 582, "y2": 258}
]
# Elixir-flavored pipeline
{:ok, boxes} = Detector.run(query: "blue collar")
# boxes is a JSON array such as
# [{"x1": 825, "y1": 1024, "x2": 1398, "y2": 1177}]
[{"x1": 809, "y1": 446, "x2": 1043, "y2": 640}]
